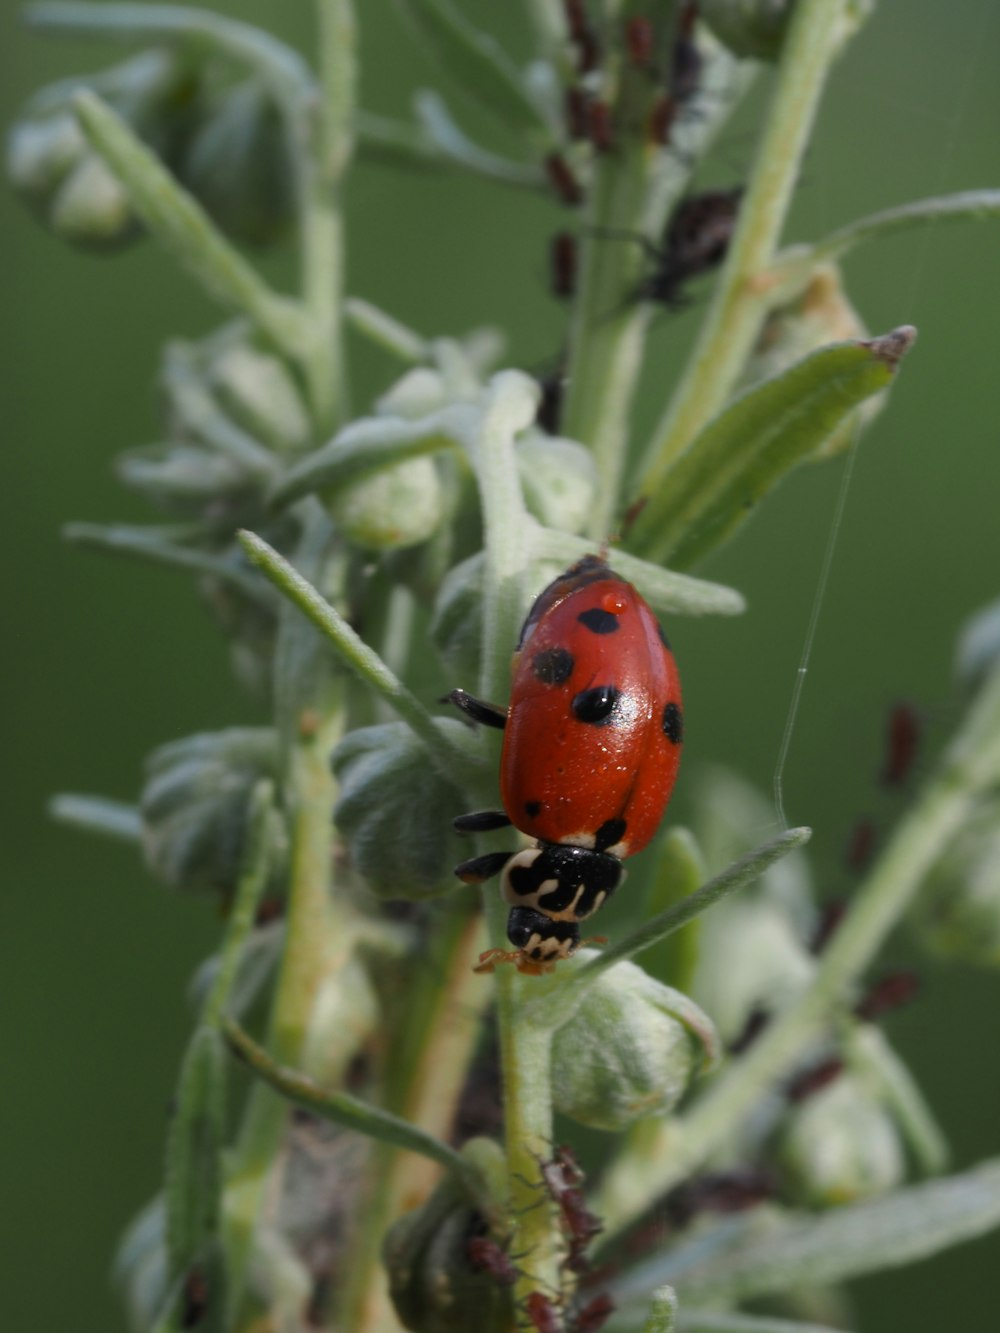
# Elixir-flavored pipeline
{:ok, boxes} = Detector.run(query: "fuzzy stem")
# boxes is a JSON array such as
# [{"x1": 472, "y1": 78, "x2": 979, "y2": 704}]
[
  {"x1": 639, "y1": 0, "x2": 852, "y2": 488},
  {"x1": 298, "y1": 0, "x2": 356, "y2": 433}
]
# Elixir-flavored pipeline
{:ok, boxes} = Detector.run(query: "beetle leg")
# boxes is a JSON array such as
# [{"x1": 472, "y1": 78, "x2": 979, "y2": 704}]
[
  {"x1": 443, "y1": 688, "x2": 508, "y2": 730},
  {"x1": 455, "y1": 851, "x2": 512, "y2": 884},
  {"x1": 453, "y1": 810, "x2": 512, "y2": 833}
]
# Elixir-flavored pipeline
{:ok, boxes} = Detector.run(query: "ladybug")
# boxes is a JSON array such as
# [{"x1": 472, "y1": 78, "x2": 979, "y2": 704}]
[{"x1": 449, "y1": 555, "x2": 683, "y2": 974}]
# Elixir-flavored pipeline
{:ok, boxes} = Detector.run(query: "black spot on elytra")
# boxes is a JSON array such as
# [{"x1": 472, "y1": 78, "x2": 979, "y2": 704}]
[
  {"x1": 532, "y1": 646, "x2": 574, "y2": 684},
  {"x1": 595, "y1": 817, "x2": 627, "y2": 851},
  {"x1": 573, "y1": 685, "x2": 620, "y2": 725},
  {"x1": 657, "y1": 621, "x2": 672, "y2": 650},
  {"x1": 525, "y1": 800, "x2": 542, "y2": 818},
  {"x1": 662, "y1": 701, "x2": 683, "y2": 744},
  {"x1": 577, "y1": 607, "x2": 620, "y2": 635}
]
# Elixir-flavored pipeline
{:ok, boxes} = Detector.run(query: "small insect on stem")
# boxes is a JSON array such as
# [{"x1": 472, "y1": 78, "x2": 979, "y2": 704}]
[
  {"x1": 786, "y1": 1055, "x2": 846, "y2": 1103},
  {"x1": 465, "y1": 1234, "x2": 519, "y2": 1287},
  {"x1": 551, "y1": 232, "x2": 578, "y2": 299},
  {"x1": 625, "y1": 17, "x2": 655, "y2": 69},
  {"x1": 545, "y1": 153, "x2": 584, "y2": 207},
  {"x1": 881, "y1": 700, "x2": 922, "y2": 788}
]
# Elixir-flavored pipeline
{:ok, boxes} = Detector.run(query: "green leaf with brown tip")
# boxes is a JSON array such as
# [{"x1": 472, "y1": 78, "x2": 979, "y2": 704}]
[{"x1": 628, "y1": 327, "x2": 917, "y2": 568}]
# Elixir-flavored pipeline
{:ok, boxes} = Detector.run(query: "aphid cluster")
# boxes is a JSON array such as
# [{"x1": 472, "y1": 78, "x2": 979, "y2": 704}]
[{"x1": 452, "y1": 556, "x2": 683, "y2": 973}]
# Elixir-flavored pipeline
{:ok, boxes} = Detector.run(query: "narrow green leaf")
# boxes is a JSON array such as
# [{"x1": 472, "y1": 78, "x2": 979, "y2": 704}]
[
  {"x1": 49, "y1": 793, "x2": 142, "y2": 842},
  {"x1": 223, "y1": 1019, "x2": 497, "y2": 1218},
  {"x1": 344, "y1": 296, "x2": 430, "y2": 363},
  {"x1": 531, "y1": 527, "x2": 747, "y2": 618},
  {"x1": 786, "y1": 189, "x2": 1000, "y2": 283},
  {"x1": 847, "y1": 1025, "x2": 949, "y2": 1176},
  {"x1": 65, "y1": 522, "x2": 270, "y2": 602},
  {"x1": 73, "y1": 92, "x2": 308, "y2": 358},
  {"x1": 396, "y1": 0, "x2": 552, "y2": 139},
  {"x1": 164, "y1": 1025, "x2": 226, "y2": 1282},
  {"x1": 268, "y1": 408, "x2": 474, "y2": 510},
  {"x1": 642, "y1": 1286, "x2": 679, "y2": 1333},
  {"x1": 236, "y1": 529, "x2": 484, "y2": 787},
  {"x1": 413, "y1": 90, "x2": 546, "y2": 186},
  {"x1": 530, "y1": 828, "x2": 811, "y2": 1029},
  {"x1": 27, "y1": 3, "x2": 314, "y2": 120},
  {"x1": 629, "y1": 328, "x2": 917, "y2": 568},
  {"x1": 641, "y1": 828, "x2": 706, "y2": 995},
  {"x1": 668, "y1": 1159, "x2": 1000, "y2": 1304}
]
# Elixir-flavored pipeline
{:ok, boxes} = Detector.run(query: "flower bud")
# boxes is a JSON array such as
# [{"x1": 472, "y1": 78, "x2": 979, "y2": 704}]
[
  {"x1": 517, "y1": 430, "x2": 597, "y2": 534},
  {"x1": 777, "y1": 1074, "x2": 905, "y2": 1206},
  {"x1": 742, "y1": 267, "x2": 885, "y2": 460},
  {"x1": 954, "y1": 596, "x2": 1000, "y2": 697},
  {"x1": 550, "y1": 958, "x2": 719, "y2": 1131},
  {"x1": 912, "y1": 803, "x2": 1000, "y2": 967},
  {"x1": 114, "y1": 1195, "x2": 169, "y2": 1333},
  {"x1": 383, "y1": 1139, "x2": 510, "y2": 1333},
  {"x1": 140, "y1": 729, "x2": 285, "y2": 895},
  {"x1": 325, "y1": 456, "x2": 446, "y2": 553},
  {"x1": 332, "y1": 721, "x2": 472, "y2": 901},
  {"x1": 7, "y1": 49, "x2": 196, "y2": 250},
  {"x1": 179, "y1": 80, "x2": 295, "y2": 247},
  {"x1": 207, "y1": 340, "x2": 312, "y2": 454}
]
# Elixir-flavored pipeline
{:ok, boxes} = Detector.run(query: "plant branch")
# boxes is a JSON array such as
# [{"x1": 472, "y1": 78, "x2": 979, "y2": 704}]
[{"x1": 640, "y1": 0, "x2": 854, "y2": 489}]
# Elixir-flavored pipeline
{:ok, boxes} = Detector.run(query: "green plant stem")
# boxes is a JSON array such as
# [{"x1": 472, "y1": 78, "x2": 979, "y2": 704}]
[
  {"x1": 223, "y1": 704, "x2": 346, "y2": 1322},
  {"x1": 602, "y1": 668, "x2": 1000, "y2": 1236},
  {"x1": 640, "y1": 0, "x2": 851, "y2": 488},
  {"x1": 298, "y1": 0, "x2": 356, "y2": 434}
]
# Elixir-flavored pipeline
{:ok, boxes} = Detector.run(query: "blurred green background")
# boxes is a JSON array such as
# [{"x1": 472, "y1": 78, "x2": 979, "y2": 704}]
[{"x1": 3, "y1": 1, "x2": 999, "y2": 1329}]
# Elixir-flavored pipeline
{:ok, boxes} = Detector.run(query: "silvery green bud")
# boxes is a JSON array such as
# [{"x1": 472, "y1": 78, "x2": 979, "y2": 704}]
[
  {"x1": 207, "y1": 340, "x2": 311, "y2": 454},
  {"x1": 550, "y1": 957, "x2": 719, "y2": 1131},
  {"x1": 332, "y1": 721, "x2": 472, "y2": 900},
  {"x1": 912, "y1": 803, "x2": 1000, "y2": 967},
  {"x1": 741, "y1": 267, "x2": 885, "y2": 460},
  {"x1": 7, "y1": 49, "x2": 195, "y2": 250},
  {"x1": 114, "y1": 1195, "x2": 168, "y2": 1333},
  {"x1": 179, "y1": 80, "x2": 295, "y2": 248},
  {"x1": 954, "y1": 596, "x2": 1000, "y2": 697},
  {"x1": 325, "y1": 456, "x2": 446, "y2": 553},
  {"x1": 517, "y1": 430, "x2": 597, "y2": 534},
  {"x1": 383, "y1": 1139, "x2": 510, "y2": 1333},
  {"x1": 777, "y1": 1074, "x2": 905, "y2": 1206},
  {"x1": 140, "y1": 729, "x2": 285, "y2": 895}
]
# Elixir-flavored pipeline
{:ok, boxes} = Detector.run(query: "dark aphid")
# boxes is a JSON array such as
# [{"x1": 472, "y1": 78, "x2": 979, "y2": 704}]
[
  {"x1": 563, "y1": 0, "x2": 601, "y2": 73},
  {"x1": 551, "y1": 231, "x2": 578, "y2": 299},
  {"x1": 665, "y1": 1167, "x2": 776, "y2": 1227},
  {"x1": 855, "y1": 970, "x2": 920, "y2": 1023},
  {"x1": 625, "y1": 16, "x2": 655, "y2": 68},
  {"x1": 571, "y1": 1291, "x2": 615, "y2": 1333},
  {"x1": 786, "y1": 1056, "x2": 845, "y2": 1104},
  {"x1": 728, "y1": 1002, "x2": 770, "y2": 1055},
  {"x1": 181, "y1": 1266, "x2": 210, "y2": 1328},
  {"x1": 643, "y1": 186, "x2": 743, "y2": 306},
  {"x1": 881, "y1": 700, "x2": 922, "y2": 788},
  {"x1": 650, "y1": 1, "x2": 702, "y2": 144},
  {"x1": 465, "y1": 1234, "x2": 518, "y2": 1287},
  {"x1": 545, "y1": 152, "x2": 584, "y2": 207},
  {"x1": 845, "y1": 817, "x2": 877, "y2": 875},
  {"x1": 565, "y1": 86, "x2": 589, "y2": 140},
  {"x1": 524, "y1": 1290, "x2": 564, "y2": 1333},
  {"x1": 587, "y1": 99, "x2": 614, "y2": 153},
  {"x1": 535, "y1": 366, "x2": 567, "y2": 435},
  {"x1": 810, "y1": 898, "x2": 847, "y2": 955}
]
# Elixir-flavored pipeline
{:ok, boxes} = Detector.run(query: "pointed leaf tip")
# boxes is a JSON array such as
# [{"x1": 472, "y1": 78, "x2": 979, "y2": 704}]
[{"x1": 864, "y1": 324, "x2": 917, "y2": 369}]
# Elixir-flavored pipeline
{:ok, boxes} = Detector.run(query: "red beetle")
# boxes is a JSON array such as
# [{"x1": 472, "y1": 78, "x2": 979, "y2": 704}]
[{"x1": 451, "y1": 555, "x2": 683, "y2": 973}]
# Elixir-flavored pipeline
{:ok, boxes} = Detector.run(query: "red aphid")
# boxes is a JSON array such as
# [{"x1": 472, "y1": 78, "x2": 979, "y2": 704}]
[
  {"x1": 786, "y1": 1056, "x2": 845, "y2": 1103},
  {"x1": 524, "y1": 1290, "x2": 564, "y2": 1333},
  {"x1": 855, "y1": 970, "x2": 920, "y2": 1023},
  {"x1": 587, "y1": 99, "x2": 614, "y2": 152},
  {"x1": 626, "y1": 17, "x2": 655, "y2": 68},
  {"x1": 810, "y1": 899, "x2": 847, "y2": 954},
  {"x1": 545, "y1": 153, "x2": 584, "y2": 207},
  {"x1": 565, "y1": 86, "x2": 589, "y2": 140},
  {"x1": 571, "y1": 1291, "x2": 616, "y2": 1333},
  {"x1": 845, "y1": 818, "x2": 877, "y2": 875},
  {"x1": 466, "y1": 1235, "x2": 518, "y2": 1287},
  {"x1": 551, "y1": 231, "x2": 578, "y2": 299},
  {"x1": 881, "y1": 701, "x2": 922, "y2": 788}
]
